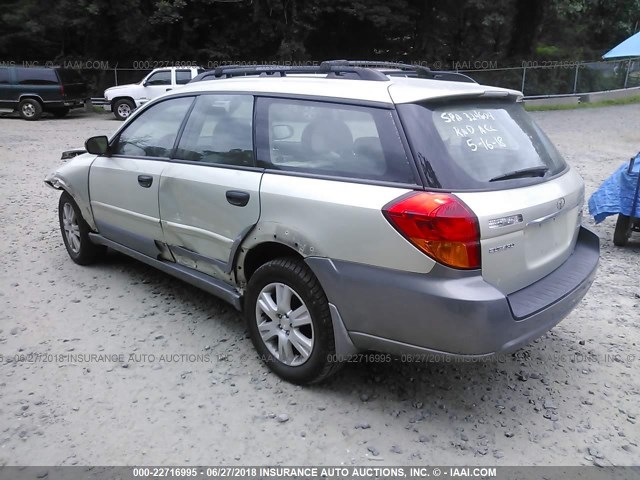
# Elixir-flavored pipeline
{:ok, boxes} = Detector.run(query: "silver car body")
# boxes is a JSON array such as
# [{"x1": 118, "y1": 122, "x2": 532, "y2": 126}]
[{"x1": 45, "y1": 74, "x2": 599, "y2": 359}]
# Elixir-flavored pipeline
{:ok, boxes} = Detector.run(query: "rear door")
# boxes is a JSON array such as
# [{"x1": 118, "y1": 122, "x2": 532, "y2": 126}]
[
  {"x1": 396, "y1": 99, "x2": 583, "y2": 294},
  {"x1": 89, "y1": 96, "x2": 194, "y2": 257},
  {"x1": 159, "y1": 94, "x2": 261, "y2": 277},
  {"x1": 174, "y1": 69, "x2": 193, "y2": 86}
]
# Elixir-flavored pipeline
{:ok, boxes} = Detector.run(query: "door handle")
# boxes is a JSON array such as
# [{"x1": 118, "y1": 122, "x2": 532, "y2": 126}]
[
  {"x1": 226, "y1": 190, "x2": 250, "y2": 207},
  {"x1": 138, "y1": 175, "x2": 153, "y2": 188}
]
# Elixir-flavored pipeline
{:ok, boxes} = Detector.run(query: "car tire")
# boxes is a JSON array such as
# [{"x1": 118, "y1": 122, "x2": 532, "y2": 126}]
[
  {"x1": 613, "y1": 214, "x2": 631, "y2": 246},
  {"x1": 58, "y1": 191, "x2": 105, "y2": 265},
  {"x1": 18, "y1": 98, "x2": 43, "y2": 120},
  {"x1": 245, "y1": 257, "x2": 341, "y2": 384},
  {"x1": 113, "y1": 99, "x2": 135, "y2": 121},
  {"x1": 51, "y1": 107, "x2": 70, "y2": 118}
]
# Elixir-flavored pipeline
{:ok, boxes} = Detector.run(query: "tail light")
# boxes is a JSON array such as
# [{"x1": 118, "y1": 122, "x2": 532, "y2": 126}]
[
  {"x1": 383, "y1": 192, "x2": 481, "y2": 269},
  {"x1": 60, "y1": 84, "x2": 65, "y2": 96}
]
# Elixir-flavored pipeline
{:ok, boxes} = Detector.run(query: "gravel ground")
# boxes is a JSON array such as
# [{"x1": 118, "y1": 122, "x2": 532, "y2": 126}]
[{"x1": 0, "y1": 105, "x2": 639, "y2": 467}]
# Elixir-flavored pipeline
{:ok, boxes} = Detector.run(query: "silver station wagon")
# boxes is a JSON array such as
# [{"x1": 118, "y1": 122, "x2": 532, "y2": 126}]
[{"x1": 46, "y1": 61, "x2": 599, "y2": 384}]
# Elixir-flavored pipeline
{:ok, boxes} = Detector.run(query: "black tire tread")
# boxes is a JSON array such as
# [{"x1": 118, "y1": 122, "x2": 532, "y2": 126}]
[
  {"x1": 246, "y1": 257, "x2": 342, "y2": 384},
  {"x1": 279, "y1": 257, "x2": 341, "y2": 384}
]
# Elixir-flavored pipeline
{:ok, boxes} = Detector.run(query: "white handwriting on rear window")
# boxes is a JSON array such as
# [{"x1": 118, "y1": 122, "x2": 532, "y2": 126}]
[
  {"x1": 453, "y1": 124, "x2": 497, "y2": 137},
  {"x1": 440, "y1": 110, "x2": 496, "y2": 123}
]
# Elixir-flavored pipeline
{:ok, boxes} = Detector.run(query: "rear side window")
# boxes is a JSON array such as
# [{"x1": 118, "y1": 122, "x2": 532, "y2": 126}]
[
  {"x1": 257, "y1": 98, "x2": 416, "y2": 184},
  {"x1": 174, "y1": 94, "x2": 254, "y2": 167},
  {"x1": 15, "y1": 68, "x2": 58, "y2": 85},
  {"x1": 175, "y1": 70, "x2": 192, "y2": 85},
  {"x1": 397, "y1": 101, "x2": 567, "y2": 189},
  {"x1": 113, "y1": 97, "x2": 194, "y2": 158}
]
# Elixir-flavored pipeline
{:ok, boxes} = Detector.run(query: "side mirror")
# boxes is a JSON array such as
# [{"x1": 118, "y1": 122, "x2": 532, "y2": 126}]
[{"x1": 85, "y1": 135, "x2": 109, "y2": 155}]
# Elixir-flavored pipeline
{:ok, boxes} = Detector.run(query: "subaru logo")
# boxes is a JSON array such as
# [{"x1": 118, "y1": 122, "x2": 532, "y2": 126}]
[{"x1": 556, "y1": 197, "x2": 566, "y2": 210}]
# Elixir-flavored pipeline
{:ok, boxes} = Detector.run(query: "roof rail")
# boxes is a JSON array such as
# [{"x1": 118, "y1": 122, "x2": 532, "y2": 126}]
[
  {"x1": 325, "y1": 60, "x2": 477, "y2": 84},
  {"x1": 209, "y1": 62, "x2": 389, "y2": 81},
  {"x1": 189, "y1": 60, "x2": 478, "y2": 84}
]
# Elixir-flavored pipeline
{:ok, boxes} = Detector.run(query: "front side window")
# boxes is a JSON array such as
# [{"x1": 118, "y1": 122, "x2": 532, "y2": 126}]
[
  {"x1": 257, "y1": 98, "x2": 415, "y2": 183},
  {"x1": 174, "y1": 94, "x2": 254, "y2": 167},
  {"x1": 397, "y1": 100, "x2": 567, "y2": 189},
  {"x1": 175, "y1": 70, "x2": 192, "y2": 85},
  {"x1": 113, "y1": 97, "x2": 193, "y2": 158},
  {"x1": 145, "y1": 70, "x2": 171, "y2": 86}
]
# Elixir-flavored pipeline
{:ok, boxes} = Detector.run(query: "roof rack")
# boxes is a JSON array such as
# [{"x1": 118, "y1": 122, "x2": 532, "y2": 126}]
[
  {"x1": 326, "y1": 60, "x2": 477, "y2": 84},
  {"x1": 190, "y1": 60, "x2": 477, "y2": 84},
  {"x1": 209, "y1": 61, "x2": 389, "y2": 81}
]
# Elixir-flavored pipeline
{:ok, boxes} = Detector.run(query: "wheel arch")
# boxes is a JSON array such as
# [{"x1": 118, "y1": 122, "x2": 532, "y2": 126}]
[
  {"x1": 18, "y1": 94, "x2": 44, "y2": 104},
  {"x1": 235, "y1": 222, "x2": 325, "y2": 286},
  {"x1": 238, "y1": 241, "x2": 304, "y2": 286},
  {"x1": 110, "y1": 96, "x2": 136, "y2": 108}
]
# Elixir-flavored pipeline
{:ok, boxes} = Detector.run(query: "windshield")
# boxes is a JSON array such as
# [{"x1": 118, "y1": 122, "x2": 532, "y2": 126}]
[{"x1": 397, "y1": 100, "x2": 567, "y2": 190}]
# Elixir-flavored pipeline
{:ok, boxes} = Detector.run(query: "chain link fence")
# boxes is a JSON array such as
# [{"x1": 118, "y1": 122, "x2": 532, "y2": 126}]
[
  {"x1": 77, "y1": 58, "x2": 640, "y2": 99},
  {"x1": 458, "y1": 58, "x2": 640, "y2": 97}
]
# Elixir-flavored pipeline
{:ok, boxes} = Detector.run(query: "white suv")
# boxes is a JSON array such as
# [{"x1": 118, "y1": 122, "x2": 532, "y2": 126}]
[
  {"x1": 100, "y1": 66, "x2": 203, "y2": 120},
  {"x1": 46, "y1": 62, "x2": 599, "y2": 384}
]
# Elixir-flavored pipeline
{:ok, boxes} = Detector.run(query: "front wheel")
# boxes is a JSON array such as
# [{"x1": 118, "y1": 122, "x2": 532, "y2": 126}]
[
  {"x1": 113, "y1": 99, "x2": 135, "y2": 121},
  {"x1": 613, "y1": 214, "x2": 632, "y2": 246},
  {"x1": 58, "y1": 192, "x2": 105, "y2": 265},
  {"x1": 245, "y1": 257, "x2": 340, "y2": 384}
]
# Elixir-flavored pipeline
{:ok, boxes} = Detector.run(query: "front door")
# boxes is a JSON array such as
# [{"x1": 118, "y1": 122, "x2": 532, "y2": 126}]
[
  {"x1": 141, "y1": 69, "x2": 173, "y2": 105},
  {"x1": 89, "y1": 96, "x2": 194, "y2": 257}
]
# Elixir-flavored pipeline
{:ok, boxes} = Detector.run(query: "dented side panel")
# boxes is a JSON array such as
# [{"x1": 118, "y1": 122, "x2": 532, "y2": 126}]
[{"x1": 245, "y1": 174, "x2": 436, "y2": 274}]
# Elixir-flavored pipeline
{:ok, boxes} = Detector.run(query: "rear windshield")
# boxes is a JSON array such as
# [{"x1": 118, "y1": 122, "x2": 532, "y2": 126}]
[{"x1": 397, "y1": 100, "x2": 567, "y2": 190}]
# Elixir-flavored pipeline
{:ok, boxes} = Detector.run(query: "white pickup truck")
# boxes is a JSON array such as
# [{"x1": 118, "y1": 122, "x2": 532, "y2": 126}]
[{"x1": 97, "y1": 67, "x2": 203, "y2": 120}]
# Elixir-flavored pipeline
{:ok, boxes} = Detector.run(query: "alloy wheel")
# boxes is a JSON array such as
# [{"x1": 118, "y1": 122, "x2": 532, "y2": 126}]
[
  {"x1": 255, "y1": 282, "x2": 314, "y2": 366},
  {"x1": 62, "y1": 202, "x2": 81, "y2": 254}
]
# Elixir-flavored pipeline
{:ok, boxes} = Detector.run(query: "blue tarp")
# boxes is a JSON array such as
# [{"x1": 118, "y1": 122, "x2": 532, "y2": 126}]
[
  {"x1": 588, "y1": 154, "x2": 640, "y2": 223},
  {"x1": 603, "y1": 31, "x2": 640, "y2": 59}
]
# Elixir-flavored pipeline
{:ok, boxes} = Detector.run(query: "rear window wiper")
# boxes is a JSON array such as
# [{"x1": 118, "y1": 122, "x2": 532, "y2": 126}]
[{"x1": 489, "y1": 166, "x2": 549, "y2": 182}]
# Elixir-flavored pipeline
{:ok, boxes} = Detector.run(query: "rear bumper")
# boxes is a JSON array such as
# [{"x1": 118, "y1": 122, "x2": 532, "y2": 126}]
[
  {"x1": 63, "y1": 99, "x2": 85, "y2": 109},
  {"x1": 306, "y1": 226, "x2": 599, "y2": 358},
  {"x1": 43, "y1": 99, "x2": 85, "y2": 110}
]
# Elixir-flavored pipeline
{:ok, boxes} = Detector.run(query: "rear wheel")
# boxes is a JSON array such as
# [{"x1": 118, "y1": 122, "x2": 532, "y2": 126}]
[
  {"x1": 113, "y1": 99, "x2": 135, "y2": 120},
  {"x1": 245, "y1": 257, "x2": 340, "y2": 384},
  {"x1": 58, "y1": 192, "x2": 105, "y2": 265},
  {"x1": 613, "y1": 214, "x2": 632, "y2": 246},
  {"x1": 18, "y1": 98, "x2": 42, "y2": 120}
]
